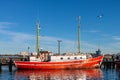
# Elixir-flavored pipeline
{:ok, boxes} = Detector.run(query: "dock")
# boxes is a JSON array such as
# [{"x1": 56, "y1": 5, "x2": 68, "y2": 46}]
[{"x1": 101, "y1": 54, "x2": 116, "y2": 69}]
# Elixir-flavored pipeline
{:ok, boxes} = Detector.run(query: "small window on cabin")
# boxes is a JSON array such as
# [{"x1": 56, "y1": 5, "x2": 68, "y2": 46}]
[
  {"x1": 80, "y1": 57, "x2": 82, "y2": 59},
  {"x1": 74, "y1": 57, "x2": 77, "y2": 59},
  {"x1": 60, "y1": 57, "x2": 63, "y2": 60},
  {"x1": 68, "y1": 57, "x2": 70, "y2": 60}
]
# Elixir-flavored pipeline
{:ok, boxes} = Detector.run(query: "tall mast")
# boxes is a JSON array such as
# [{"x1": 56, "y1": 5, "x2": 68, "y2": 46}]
[
  {"x1": 36, "y1": 21, "x2": 40, "y2": 57},
  {"x1": 78, "y1": 16, "x2": 80, "y2": 54}
]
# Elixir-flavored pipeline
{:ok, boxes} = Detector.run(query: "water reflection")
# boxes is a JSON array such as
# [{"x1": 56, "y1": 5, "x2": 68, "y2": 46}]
[
  {"x1": 116, "y1": 68, "x2": 120, "y2": 80},
  {"x1": 15, "y1": 69, "x2": 103, "y2": 80}
]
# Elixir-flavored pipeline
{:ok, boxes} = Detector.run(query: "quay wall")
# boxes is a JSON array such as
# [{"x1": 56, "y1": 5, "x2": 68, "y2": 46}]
[{"x1": 0, "y1": 55, "x2": 27, "y2": 65}]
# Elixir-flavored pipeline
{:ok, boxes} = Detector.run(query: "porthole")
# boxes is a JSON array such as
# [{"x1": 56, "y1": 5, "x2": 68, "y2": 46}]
[
  {"x1": 80, "y1": 57, "x2": 82, "y2": 59},
  {"x1": 60, "y1": 57, "x2": 63, "y2": 60},
  {"x1": 68, "y1": 57, "x2": 70, "y2": 60},
  {"x1": 74, "y1": 57, "x2": 77, "y2": 59}
]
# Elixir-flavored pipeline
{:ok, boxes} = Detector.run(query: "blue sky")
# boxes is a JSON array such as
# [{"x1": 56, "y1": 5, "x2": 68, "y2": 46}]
[{"x1": 0, "y1": 0, "x2": 120, "y2": 54}]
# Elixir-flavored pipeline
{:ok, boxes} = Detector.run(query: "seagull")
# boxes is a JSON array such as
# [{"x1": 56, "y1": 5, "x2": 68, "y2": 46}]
[{"x1": 97, "y1": 14, "x2": 103, "y2": 18}]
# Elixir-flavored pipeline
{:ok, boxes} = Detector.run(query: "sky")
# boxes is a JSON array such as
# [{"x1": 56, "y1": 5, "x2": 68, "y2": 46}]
[{"x1": 0, "y1": 0, "x2": 120, "y2": 54}]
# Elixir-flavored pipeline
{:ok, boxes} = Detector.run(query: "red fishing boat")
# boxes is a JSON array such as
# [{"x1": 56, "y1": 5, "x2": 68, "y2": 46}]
[
  {"x1": 14, "y1": 16, "x2": 104, "y2": 69},
  {"x1": 14, "y1": 54, "x2": 104, "y2": 69}
]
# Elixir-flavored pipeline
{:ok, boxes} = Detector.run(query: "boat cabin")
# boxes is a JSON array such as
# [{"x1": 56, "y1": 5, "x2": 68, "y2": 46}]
[
  {"x1": 30, "y1": 51, "x2": 88, "y2": 62},
  {"x1": 50, "y1": 55, "x2": 87, "y2": 62}
]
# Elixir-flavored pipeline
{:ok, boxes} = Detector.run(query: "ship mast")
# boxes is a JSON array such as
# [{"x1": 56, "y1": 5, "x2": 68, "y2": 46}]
[
  {"x1": 36, "y1": 21, "x2": 40, "y2": 57},
  {"x1": 78, "y1": 16, "x2": 80, "y2": 54}
]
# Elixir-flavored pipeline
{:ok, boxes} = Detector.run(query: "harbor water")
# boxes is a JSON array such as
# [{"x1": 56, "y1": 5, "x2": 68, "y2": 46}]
[{"x1": 0, "y1": 66, "x2": 120, "y2": 80}]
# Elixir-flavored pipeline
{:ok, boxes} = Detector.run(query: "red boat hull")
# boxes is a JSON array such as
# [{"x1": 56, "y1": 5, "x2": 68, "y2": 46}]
[
  {"x1": 14, "y1": 55, "x2": 104, "y2": 69},
  {"x1": 115, "y1": 61, "x2": 120, "y2": 68}
]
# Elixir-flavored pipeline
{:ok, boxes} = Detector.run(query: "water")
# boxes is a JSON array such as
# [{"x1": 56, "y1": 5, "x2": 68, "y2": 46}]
[{"x1": 0, "y1": 66, "x2": 120, "y2": 80}]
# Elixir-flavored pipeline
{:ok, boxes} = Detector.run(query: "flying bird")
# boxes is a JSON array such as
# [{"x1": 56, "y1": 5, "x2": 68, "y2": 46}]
[{"x1": 97, "y1": 14, "x2": 104, "y2": 18}]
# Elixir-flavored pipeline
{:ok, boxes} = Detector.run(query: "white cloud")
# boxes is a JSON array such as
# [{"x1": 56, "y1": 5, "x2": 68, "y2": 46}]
[
  {"x1": 0, "y1": 24, "x2": 79, "y2": 54},
  {"x1": 0, "y1": 22, "x2": 36, "y2": 54},
  {"x1": 112, "y1": 36, "x2": 120, "y2": 40},
  {"x1": 40, "y1": 36, "x2": 78, "y2": 53},
  {"x1": 0, "y1": 22, "x2": 120, "y2": 54},
  {"x1": 0, "y1": 22, "x2": 15, "y2": 29},
  {"x1": 80, "y1": 41, "x2": 99, "y2": 53},
  {"x1": 0, "y1": 27, "x2": 117, "y2": 54}
]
